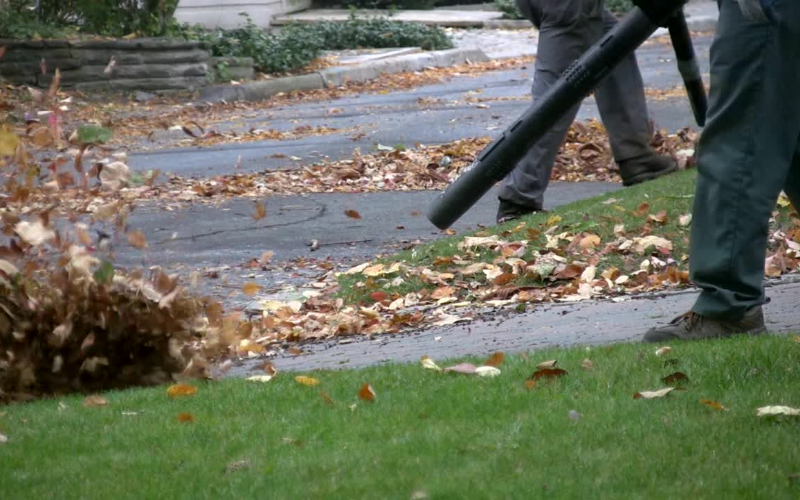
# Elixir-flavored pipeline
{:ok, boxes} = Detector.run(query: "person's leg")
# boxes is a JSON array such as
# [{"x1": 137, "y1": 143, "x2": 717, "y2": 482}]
[
  {"x1": 592, "y1": 8, "x2": 655, "y2": 163},
  {"x1": 644, "y1": 0, "x2": 800, "y2": 342},
  {"x1": 496, "y1": 5, "x2": 591, "y2": 215}
]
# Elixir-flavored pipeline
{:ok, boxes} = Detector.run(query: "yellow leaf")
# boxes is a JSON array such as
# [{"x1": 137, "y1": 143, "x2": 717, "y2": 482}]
[
  {"x1": 420, "y1": 356, "x2": 442, "y2": 371},
  {"x1": 579, "y1": 234, "x2": 601, "y2": 250},
  {"x1": 581, "y1": 358, "x2": 594, "y2": 370},
  {"x1": 83, "y1": 395, "x2": 108, "y2": 407},
  {"x1": 242, "y1": 282, "x2": 262, "y2": 296},
  {"x1": 167, "y1": 384, "x2": 197, "y2": 398},
  {"x1": 295, "y1": 376, "x2": 320, "y2": 387},
  {"x1": 0, "y1": 127, "x2": 19, "y2": 156},
  {"x1": 546, "y1": 215, "x2": 562, "y2": 226},
  {"x1": 358, "y1": 383, "x2": 376, "y2": 401}
]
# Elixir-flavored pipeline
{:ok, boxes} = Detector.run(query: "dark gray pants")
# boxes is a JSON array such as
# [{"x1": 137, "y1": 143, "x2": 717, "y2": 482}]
[
  {"x1": 691, "y1": 0, "x2": 800, "y2": 319},
  {"x1": 499, "y1": 0, "x2": 653, "y2": 209}
]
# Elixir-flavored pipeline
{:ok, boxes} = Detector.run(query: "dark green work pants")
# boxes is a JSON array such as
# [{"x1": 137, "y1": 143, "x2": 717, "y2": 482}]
[{"x1": 691, "y1": 0, "x2": 800, "y2": 320}]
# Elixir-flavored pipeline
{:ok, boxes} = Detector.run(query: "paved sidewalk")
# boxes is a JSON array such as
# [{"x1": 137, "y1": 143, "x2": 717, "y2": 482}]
[{"x1": 227, "y1": 279, "x2": 800, "y2": 376}]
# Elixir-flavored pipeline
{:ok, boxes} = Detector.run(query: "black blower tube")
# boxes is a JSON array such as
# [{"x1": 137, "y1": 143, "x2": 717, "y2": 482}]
[{"x1": 426, "y1": 0, "x2": 707, "y2": 230}]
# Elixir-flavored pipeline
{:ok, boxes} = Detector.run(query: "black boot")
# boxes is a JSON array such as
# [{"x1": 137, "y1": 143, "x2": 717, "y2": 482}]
[
  {"x1": 496, "y1": 199, "x2": 544, "y2": 224},
  {"x1": 618, "y1": 153, "x2": 677, "y2": 187}
]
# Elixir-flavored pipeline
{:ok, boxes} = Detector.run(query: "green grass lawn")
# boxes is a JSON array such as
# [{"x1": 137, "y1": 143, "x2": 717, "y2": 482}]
[{"x1": 2, "y1": 335, "x2": 800, "y2": 499}]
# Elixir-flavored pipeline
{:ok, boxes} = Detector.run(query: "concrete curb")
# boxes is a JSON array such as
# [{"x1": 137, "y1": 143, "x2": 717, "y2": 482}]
[{"x1": 198, "y1": 47, "x2": 489, "y2": 103}]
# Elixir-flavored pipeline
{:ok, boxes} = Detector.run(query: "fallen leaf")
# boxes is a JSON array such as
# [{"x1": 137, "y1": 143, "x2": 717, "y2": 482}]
[
  {"x1": 568, "y1": 410, "x2": 582, "y2": 422},
  {"x1": 421, "y1": 356, "x2": 443, "y2": 371},
  {"x1": 536, "y1": 360, "x2": 558, "y2": 369},
  {"x1": 547, "y1": 215, "x2": 562, "y2": 226},
  {"x1": 295, "y1": 376, "x2": 320, "y2": 387},
  {"x1": 167, "y1": 384, "x2": 197, "y2": 398},
  {"x1": 482, "y1": 352, "x2": 505, "y2": 367},
  {"x1": 224, "y1": 460, "x2": 250, "y2": 474},
  {"x1": 700, "y1": 399, "x2": 728, "y2": 411},
  {"x1": 246, "y1": 375, "x2": 274, "y2": 383},
  {"x1": 83, "y1": 395, "x2": 108, "y2": 407},
  {"x1": 756, "y1": 406, "x2": 800, "y2": 417},
  {"x1": 632, "y1": 236, "x2": 673, "y2": 254},
  {"x1": 633, "y1": 202, "x2": 651, "y2": 217},
  {"x1": 633, "y1": 387, "x2": 675, "y2": 400},
  {"x1": 661, "y1": 371, "x2": 689, "y2": 386},
  {"x1": 524, "y1": 379, "x2": 537, "y2": 390},
  {"x1": 259, "y1": 251, "x2": 274, "y2": 266},
  {"x1": 431, "y1": 286, "x2": 455, "y2": 299},
  {"x1": 370, "y1": 291, "x2": 388, "y2": 302},
  {"x1": 320, "y1": 391, "x2": 335, "y2": 406},
  {"x1": 242, "y1": 282, "x2": 262, "y2": 296},
  {"x1": 253, "y1": 200, "x2": 267, "y2": 221},
  {"x1": 15, "y1": 220, "x2": 55, "y2": 246},
  {"x1": 99, "y1": 161, "x2": 130, "y2": 190},
  {"x1": 444, "y1": 363, "x2": 478, "y2": 374},
  {"x1": 648, "y1": 210, "x2": 669, "y2": 225},
  {"x1": 0, "y1": 127, "x2": 20, "y2": 156},
  {"x1": 475, "y1": 366, "x2": 501, "y2": 377},
  {"x1": 655, "y1": 346, "x2": 672, "y2": 357},
  {"x1": 127, "y1": 230, "x2": 147, "y2": 250},
  {"x1": 579, "y1": 234, "x2": 601, "y2": 250},
  {"x1": 358, "y1": 383, "x2": 376, "y2": 401},
  {"x1": 581, "y1": 358, "x2": 594, "y2": 370},
  {"x1": 345, "y1": 209, "x2": 362, "y2": 219},
  {"x1": 0, "y1": 433, "x2": 7, "y2": 444},
  {"x1": 177, "y1": 412, "x2": 194, "y2": 423},
  {"x1": 530, "y1": 368, "x2": 568, "y2": 380},
  {"x1": 679, "y1": 214, "x2": 693, "y2": 227}
]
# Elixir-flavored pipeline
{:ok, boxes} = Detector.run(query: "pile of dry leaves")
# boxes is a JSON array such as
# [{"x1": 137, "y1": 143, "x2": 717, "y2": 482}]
[
  {"x1": 167, "y1": 121, "x2": 698, "y2": 202},
  {"x1": 0, "y1": 73, "x2": 253, "y2": 403}
]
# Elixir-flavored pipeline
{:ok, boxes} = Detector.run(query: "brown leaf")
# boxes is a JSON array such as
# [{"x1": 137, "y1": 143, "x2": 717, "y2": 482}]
[
  {"x1": 493, "y1": 273, "x2": 516, "y2": 286},
  {"x1": 530, "y1": 368, "x2": 568, "y2": 381},
  {"x1": 700, "y1": 399, "x2": 728, "y2": 411},
  {"x1": 579, "y1": 234, "x2": 601, "y2": 250},
  {"x1": 259, "y1": 251, "x2": 274, "y2": 266},
  {"x1": 661, "y1": 371, "x2": 689, "y2": 386},
  {"x1": 295, "y1": 376, "x2": 320, "y2": 387},
  {"x1": 127, "y1": 230, "x2": 147, "y2": 249},
  {"x1": 524, "y1": 379, "x2": 537, "y2": 390},
  {"x1": 482, "y1": 352, "x2": 505, "y2": 367},
  {"x1": 320, "y1": 391, "x2": 335, "y2": 407},
  {"x1": 247, "y1": 200, "x2": 268, "y2": 222},
  {"x1": 556, "y1": 264, "x2": 584, "y2": 280},
  {"x1": 633, "y1": 202, "x2": 651, "y2": 217},
  {"x1": 370, "y1": 291, "x2": 388, "y2": 302},
  {"x1": 167, "y1": 384, "x2": 197, "y2": 398},
  {"x1": 581, "y1": 358, "x2": 594, "y2": 370},
  {"x1": 344, "y1": 209, "x2": 362, "y2": 219},
  {"x1": 177, "y1": 412, "x2": 194, "y2": 423},
  {"x1": 83, "y1": 395, "x2": 108, "y2": 407},
  {"x1": 648, "y1": 210, "x2": 669, "y2": 225},
  {"x1": 242, "y1": 282, "x2": 262, "y2": 296},
  {"x1": 358, "y1": 383, "x2": 376, "y2": 402},
  {"x1": 431, "y1": 286, "x2": 455, "y2": 299},
  {"x1": 47, "y1": 68, "x2": 61, "y2": 99},
  {"x1": 444, "y1": 363, "x2": 478, "y2": 374}
]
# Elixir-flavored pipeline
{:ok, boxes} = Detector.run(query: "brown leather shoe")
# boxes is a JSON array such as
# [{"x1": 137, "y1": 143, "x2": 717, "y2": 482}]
[
  {"x1": 643, "y1": 306, "x2": 767, "y2": 343},
  {"x1": 619, "y1": 153, "x2": 677, "y2": 187}
]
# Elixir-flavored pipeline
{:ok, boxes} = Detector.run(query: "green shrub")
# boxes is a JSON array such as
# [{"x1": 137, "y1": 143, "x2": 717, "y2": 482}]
[
  {"x1": 176, "y1": 13, "x2": 453, "y2": 75},
  {"x1": 494, "y1": 0, "x2": 524, "y2": 20}
]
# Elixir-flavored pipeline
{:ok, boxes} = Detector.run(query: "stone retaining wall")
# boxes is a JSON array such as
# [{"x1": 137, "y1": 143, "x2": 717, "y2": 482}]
[{"x1": 0, "y1": 39, "x2": 244, "y2": 91}]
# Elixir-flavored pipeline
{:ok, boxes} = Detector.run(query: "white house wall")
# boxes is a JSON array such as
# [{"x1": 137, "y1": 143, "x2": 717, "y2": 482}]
[{"x1": 175, "y1": 0, "x2": 312, "y2": 29}]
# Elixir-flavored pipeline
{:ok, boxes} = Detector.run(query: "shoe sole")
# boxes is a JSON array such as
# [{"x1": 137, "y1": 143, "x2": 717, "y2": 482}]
[{"x1": 622, "y1": 163, "x2": 678, "y2": 187}]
